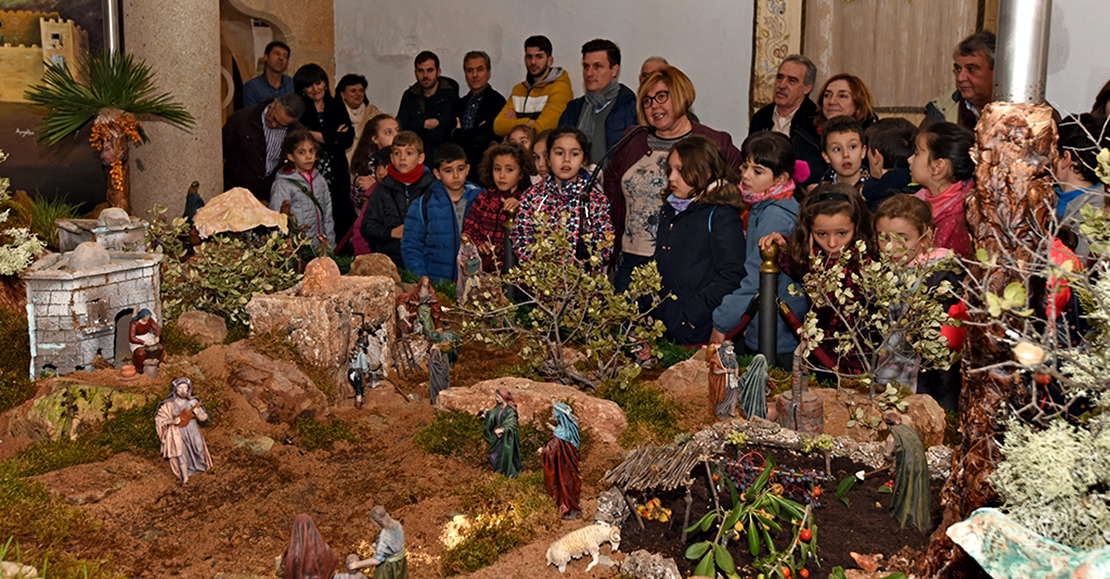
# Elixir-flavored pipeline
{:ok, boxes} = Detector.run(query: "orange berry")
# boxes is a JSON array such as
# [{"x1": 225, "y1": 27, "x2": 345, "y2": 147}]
[
  {"x1": 782, "y1": 568, "x2": 791, "y2": 578},
  {"x1": 800, "y1": 569, "x2": 809, "y2": 578}
]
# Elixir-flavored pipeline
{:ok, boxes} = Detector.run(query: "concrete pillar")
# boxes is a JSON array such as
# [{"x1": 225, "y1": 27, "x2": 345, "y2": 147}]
[{"x1": 123, "y1": 0, "x2": 223, "y2": 219}]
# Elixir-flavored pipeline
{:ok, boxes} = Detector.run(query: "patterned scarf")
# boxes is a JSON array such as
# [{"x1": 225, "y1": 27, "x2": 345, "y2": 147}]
[{"x1": 740, "y1": 179, "x2": 795, "y2": 204}]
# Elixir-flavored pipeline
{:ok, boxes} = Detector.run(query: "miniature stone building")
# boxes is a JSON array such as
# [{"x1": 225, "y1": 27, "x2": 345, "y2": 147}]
[{"x1": 23, "y1": 242, "x2": 162, "y2": 376}]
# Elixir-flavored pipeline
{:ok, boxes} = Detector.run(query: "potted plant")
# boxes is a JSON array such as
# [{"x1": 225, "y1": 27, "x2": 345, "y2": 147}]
[{"x1": 24, "y1": 52, "x2": 195, "y2": 214}]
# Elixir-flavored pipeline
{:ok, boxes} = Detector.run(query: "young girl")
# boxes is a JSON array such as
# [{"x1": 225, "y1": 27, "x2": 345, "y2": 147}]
[
  {"x1": 874, "y1": 194, "x2": 963, "y2": 411},
  {"x1": 761, "y1": 183, "x2": 875, "y2": 374},
  {"x1": 462, "y1": 142, "x2": 536, "y2": 271},
  {"x1": 531, "y1": 129, "x2": 552, "y2": 184},
  {"x1": 908, "y1": 121, "x2": 975, "y2": 259},
  {"x1": 350, "y1": 146, "x2": 391, "y2": 255},
  {"x1": 654, "y1": 135, "x2": 747, "y2": 345},
  {"x1": 510, "y1": 127, "x2": 613, "y2": 266},
  {"x1": 507, "y1": 124, "x2": 536, "y2": 152},
  {"x1": 712, "y1": 132, "x2": 808, "y2": 366},
  {"x1": 270, "y1": 129, "x2": 336, "y2": 250},
  {"x1": 349, "y1": 114, "x2": 400, "y2": 207}
]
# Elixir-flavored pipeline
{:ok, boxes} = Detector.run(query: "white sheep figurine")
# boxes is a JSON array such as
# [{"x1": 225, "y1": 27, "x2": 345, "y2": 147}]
[{"x1": 545, "y1": 523, "x2": 621, "y2": 573}]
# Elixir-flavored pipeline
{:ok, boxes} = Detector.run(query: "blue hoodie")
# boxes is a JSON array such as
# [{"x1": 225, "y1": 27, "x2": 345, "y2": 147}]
[{"x1": 401, "y1": 180, "x2": 482, "y2": 282}]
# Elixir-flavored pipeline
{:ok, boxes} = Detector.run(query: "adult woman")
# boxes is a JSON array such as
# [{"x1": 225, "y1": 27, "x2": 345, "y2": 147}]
[
  {"x1": 813, "y1": 73, "x2": 879, "y2": 131},
  {"x1": 335, "y1": 74, "x2": 383, "y2": 166},
  {"x1": 604, "y1": 66, "x2": 742, "y2": 292},
  {"x1": 294, "y1": 64, "x2": 356, "y2": 245},
  {"x1": 539, "y1": 403, "x2": 582, "y2": 520},
  {"x1": 1091, "y1": 78, "x2": 1110, "y2": 118},
  {"x1": 482, "y1": 387, "x2": 522, "y2": 478}
]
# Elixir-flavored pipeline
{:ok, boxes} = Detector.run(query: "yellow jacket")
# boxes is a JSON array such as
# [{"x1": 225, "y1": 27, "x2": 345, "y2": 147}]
[{"x1": 493, "y1": 67, "x2": 573, "y2": 137}]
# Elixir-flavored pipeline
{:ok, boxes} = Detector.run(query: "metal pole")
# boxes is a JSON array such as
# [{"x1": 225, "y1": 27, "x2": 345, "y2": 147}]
[
  {"x1": 993, "y1": 0, "x2": 1052, "y2": 104},
  {"x1": 103, "y1": 0, "x2": 123, "y2": 54},
  {"x1": 758, "y1": 243, "x2": 780, "y2": 364}
]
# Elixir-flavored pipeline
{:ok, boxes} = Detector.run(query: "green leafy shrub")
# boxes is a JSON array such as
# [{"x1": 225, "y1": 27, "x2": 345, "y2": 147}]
[
  {"x1": 596, "y1": 379, "x2": 683, "y2": 446},
  {"x1": 147, "y1": 205, "x2": 307, "y2": 324},
  {"x1": 656, "y1": 339, "x2": 697, "y2": 368},
  {"x1": 160, "y1": 322, "x2": 203, "y2": 356},
  {"x1": 440, "y1": 472, "x2": 558, "y2": 575},
  {"x1": 293, "y1": 418, "x2": 358, "y2": 451}
]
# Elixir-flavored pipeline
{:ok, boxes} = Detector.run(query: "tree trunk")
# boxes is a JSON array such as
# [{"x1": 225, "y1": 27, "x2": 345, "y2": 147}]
[
  {"x1": 103, "y1": 136, "x2": 131, "y2": 214},
  {"x1": 923, "y1": 102, "x2": 1057, "y2": 577},
  {"x1": 95, "y1": 111, "x2": 134, "y2": 214}
]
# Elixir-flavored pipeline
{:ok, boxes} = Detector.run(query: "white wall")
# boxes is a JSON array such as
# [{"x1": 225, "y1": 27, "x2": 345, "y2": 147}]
[
  {"x1": 1047, "y1": 0, "x2": 1110, "y2": 115},
  {"x1": 334, "y1": 0, "x2": 755, "y2": 140}
]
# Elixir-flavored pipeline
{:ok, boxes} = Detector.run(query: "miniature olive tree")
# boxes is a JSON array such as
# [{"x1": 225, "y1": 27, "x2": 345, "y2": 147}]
[
  {"x1": 459, "y1": 214, "x2": 667, "y2": 387},
  {"x1": 0, "y1": 150, "x2": 45, "y2": 275},
  {"x1": 25, "y1": 52, "x2": 194, "y2": 214}
]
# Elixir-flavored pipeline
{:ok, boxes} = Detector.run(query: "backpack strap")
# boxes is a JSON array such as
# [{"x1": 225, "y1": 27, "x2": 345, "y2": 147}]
[{"x1": 708, "y1": 205, "x2": 717, "y2": 234}]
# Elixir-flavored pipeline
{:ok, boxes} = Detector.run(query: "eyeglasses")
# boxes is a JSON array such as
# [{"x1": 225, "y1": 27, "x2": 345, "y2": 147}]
[{"x1": 642, "y1": 90, "x2": 670, "y2": 108}]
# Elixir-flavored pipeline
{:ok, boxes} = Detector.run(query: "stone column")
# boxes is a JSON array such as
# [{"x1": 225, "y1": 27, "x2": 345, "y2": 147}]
[{"x1": 123, "y1": 0, "x2": 223, "y2": 220}]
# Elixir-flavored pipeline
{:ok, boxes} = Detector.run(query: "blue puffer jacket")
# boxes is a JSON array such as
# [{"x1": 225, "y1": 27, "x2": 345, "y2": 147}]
[
  {"x1": 559, "y1": 83, "x2": 638, "y2": 154},
  {"x1": 401, "y1": 180, "x2": 482, "y2": 282}
]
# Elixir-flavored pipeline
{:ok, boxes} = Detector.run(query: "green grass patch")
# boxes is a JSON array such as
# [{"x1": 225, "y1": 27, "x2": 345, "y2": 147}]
[
  {"x1": 440, "y1": 471, "x2": 559, "y2": 576},
  {"x1": 293, "y1": 418, "x2": 359, "y2": 451},
  {"x1": 29, "y1": 192, "x2": 82, "y2": 250},
  {"x1": 596, "y1": 379, "x2": 684, "y2": 447},
  {"x1": 413, "y1": 410, "x2": 487, "y2": 465},
  {"x1": 0, "y1": 309, "x2": 35, "y2": 415},
  {"x1": 655, "y1": 339, "x2": 697, "y2": 368}
]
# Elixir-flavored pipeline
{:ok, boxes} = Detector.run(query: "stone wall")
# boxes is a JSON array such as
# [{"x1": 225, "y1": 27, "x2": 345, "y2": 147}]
[
  {"x1": 24, "y1": 252, "x2": 162, "y2": 375},
  {"x1": 0, "y1": 44, "x2": 44, "y2": 103}
]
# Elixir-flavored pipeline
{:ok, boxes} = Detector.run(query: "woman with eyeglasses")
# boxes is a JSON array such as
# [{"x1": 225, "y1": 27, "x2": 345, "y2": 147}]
[{"x1": 604, "y1": 66, "x2": 743, "y2": 292}]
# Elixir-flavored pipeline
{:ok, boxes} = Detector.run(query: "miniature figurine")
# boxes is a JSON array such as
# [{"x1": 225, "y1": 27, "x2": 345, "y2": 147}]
[
  {"x1": 128, "y1": 308, "x2": 163, "y2": 369},
  {"x1": 739, "y1": 353, "x2": 769, "y2": 420},
  {"x1": 707, "y1": 341, "x2": 740, "y2": 419},
  {"x1": 345, "y1": 506, "x2": 407, "y2": 579},
  {"x1": 540, "y1": 402, "x2": 582, "y2": 520},
  {"x1": 348, "y1": 346, "x2": 370, "y2": 409},
  {"x1": 154, "y1": 377, "x2": 211, "y2": 485},
  {"x1": 395, "y1": 276, "x2": 441, "y2": 337},
  {"x1": 889, "y1": 424, "x2": 931, "y2": 532},
  {"x1": 427, "y1": 329, "x2": 459, "y2": 405},
  {"x1": 365, "y1": 326, "x2": 389, "y2": 390},
  {"x1": 482, "y1": 387, "x2": 522, "y2": 478},
  {"x1": 456, "y1": 233, "x2": 482, "y2": 305},
  {"x1": 545, "y1": 523, "x2": 621, "y2": 573},
  {"x1": 278, "y1": 513, "x2": 340, "y2": 579},
  {"x1": 629, "y1": 340, "x2": 657, "y2": 369}
]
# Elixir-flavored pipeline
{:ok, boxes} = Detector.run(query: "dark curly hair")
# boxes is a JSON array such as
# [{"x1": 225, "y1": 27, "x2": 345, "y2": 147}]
[{"x1": 478, "y1": 142, "x2": 536, "y2": 191}]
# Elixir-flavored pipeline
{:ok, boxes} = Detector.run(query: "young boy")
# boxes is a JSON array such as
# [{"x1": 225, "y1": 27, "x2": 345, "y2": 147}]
[
  {"x1": 1054, "y1": 113, "x2": 1110, "y2": 259},
  {"x1": 860, "y1": 117, "x2": 917, "y2": 211},
  {"x1": 361, "y1": 131, "x2": 435, "y2": 268},
  {"x1": 401, "y1": 143, "x2": 483, "y2": 282},
  {"x1": 818, "y1": 116, "x2": 870, "y2": 191}
]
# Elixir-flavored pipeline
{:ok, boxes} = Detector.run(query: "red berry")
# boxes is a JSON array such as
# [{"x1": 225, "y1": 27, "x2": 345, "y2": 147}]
[
  {"x1": 713, "y1": 474, "x2": 720, "y2": 482},
  {"x1": 813, "y1": 487, "x2": 821, "y2": 497},
  {"x1": 800, "y1": 569, "x2": 810, "y2": 578},
  {"x1": 800, "y1": 529, "x2": 813, "y2": 542},
  {"x1": 782, "y1": 568, "x2": 791, "y2": 578},
  {"x1": 1034, "y1": 373, "x2": 1052, "y2": 385}
]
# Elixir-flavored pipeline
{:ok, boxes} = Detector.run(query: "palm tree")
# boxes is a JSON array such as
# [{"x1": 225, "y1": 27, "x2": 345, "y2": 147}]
[{"x1": 24, "y1": 52, "x2": 195, "y2": 214}]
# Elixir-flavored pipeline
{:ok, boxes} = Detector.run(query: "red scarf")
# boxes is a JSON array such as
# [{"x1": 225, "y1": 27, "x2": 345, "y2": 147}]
[{"x1": 388, "y1": 164, "x2": 424, "y2": 184}]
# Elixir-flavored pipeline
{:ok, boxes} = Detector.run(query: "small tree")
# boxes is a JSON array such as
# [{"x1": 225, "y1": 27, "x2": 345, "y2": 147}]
[
  {"x1": 459, "y1": 214, "x2": 667, "y2": 387},
  {"x1": 795, "y1": 239, "x2": 959, "y2": 394},
  {"x1": 25, "y1": 52, "x2": 194, "y2": 213}
]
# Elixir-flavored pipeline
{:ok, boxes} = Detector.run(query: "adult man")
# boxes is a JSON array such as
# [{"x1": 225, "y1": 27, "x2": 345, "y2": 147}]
[
  {"x1": 494, "y1": 35, "x2": 573, "y2": 137},
  {"x1": 222, "y1": 93, "x2": 304, "y2": 201},
  {"x1": 397, "y1": 51, "x2": 459, "y2": 166},
  {"x1": 924, "y1": 31, "x2": 996, "y2": 131},
  {"x1": 242, "y1": 41, "x2": 293, "y2": 108},
  {"x1": 639, "y1": 56, "x2": 669, "y2": 86},
  {"x1": 749, "y1": 54, "x2": 823, "y2": 186},
  {"x1": 451, "y1": 51, "x2": 507, "y2": 181},
  {"x1": 559, "y1": 39, "x2": 637, "y2": 164}
]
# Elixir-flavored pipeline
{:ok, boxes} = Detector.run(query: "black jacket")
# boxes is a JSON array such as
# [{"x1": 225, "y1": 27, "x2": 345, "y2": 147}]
[
  {"x1": 298, "y1": 93, "x2": 357, "y2": 235},
  {"x1": 861, "y1": 167, "x2": 914, "y2": 212},
  {"x1": 451, "y1": 86, "x2": 507, "y2": 182},
  {"x1": 360, "y1": 169, "x2": 436, "y2": 268},
  {"x1": 654, "y1": 186, "x2": 748, "y2": 345},
  {"x1": 749, "y1": 98, "x2": 825, "y2": 187},
  {"x1": 222, "y1": 101, "x2": 305, "y2": 202},
  {"x1": 397, "y1": 77, "x2": 460, "y2": 165}
]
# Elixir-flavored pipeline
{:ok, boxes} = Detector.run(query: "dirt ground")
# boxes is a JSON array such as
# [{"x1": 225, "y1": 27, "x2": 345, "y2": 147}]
[{"x1": 2, "y1": 342, "x2": 934, "y2": 578}]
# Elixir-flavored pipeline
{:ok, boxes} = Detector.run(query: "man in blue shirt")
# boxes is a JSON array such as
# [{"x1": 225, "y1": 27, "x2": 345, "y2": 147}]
[{"x1": 242, "y1": 41, "x2": 294, "y2": 108}]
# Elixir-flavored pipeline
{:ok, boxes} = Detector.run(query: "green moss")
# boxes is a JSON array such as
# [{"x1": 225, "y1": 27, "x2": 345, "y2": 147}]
[
  {"x1": 441, "y1": 472, "x2": 558, "y2": 576},
  {"x1": 160, "y1": 322, "x2": 203, "y2": 357},
  {"x1": 656, "y1": 339, "x2": 697, "y2": 368},
  {"x1": 0, "y1": 309, "x2": 35, "y2": 415},
  {"x1": 92, "y1": 399, "x2": 161, "y2": 454},
  {"x1": 224, "y1": 320, "x2": 250, "y2": 344},
  {"x1": 413, "y1": 410, "x2": 486, "y2": 466},
  {"x1": 293, "y1": 418, "x2": 358, "y2": 451},
  {"x1": 944, "y1": 409, "x2": 962, "y2": 447},
  {"x1": 596, "y1": 379, "x2": 684, "y2": 447}
]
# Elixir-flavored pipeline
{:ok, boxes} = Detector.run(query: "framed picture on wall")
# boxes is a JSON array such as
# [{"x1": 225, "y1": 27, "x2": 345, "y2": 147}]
[{"x1": 0, "y1": 0, "x2": 107, "y2": 211}]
